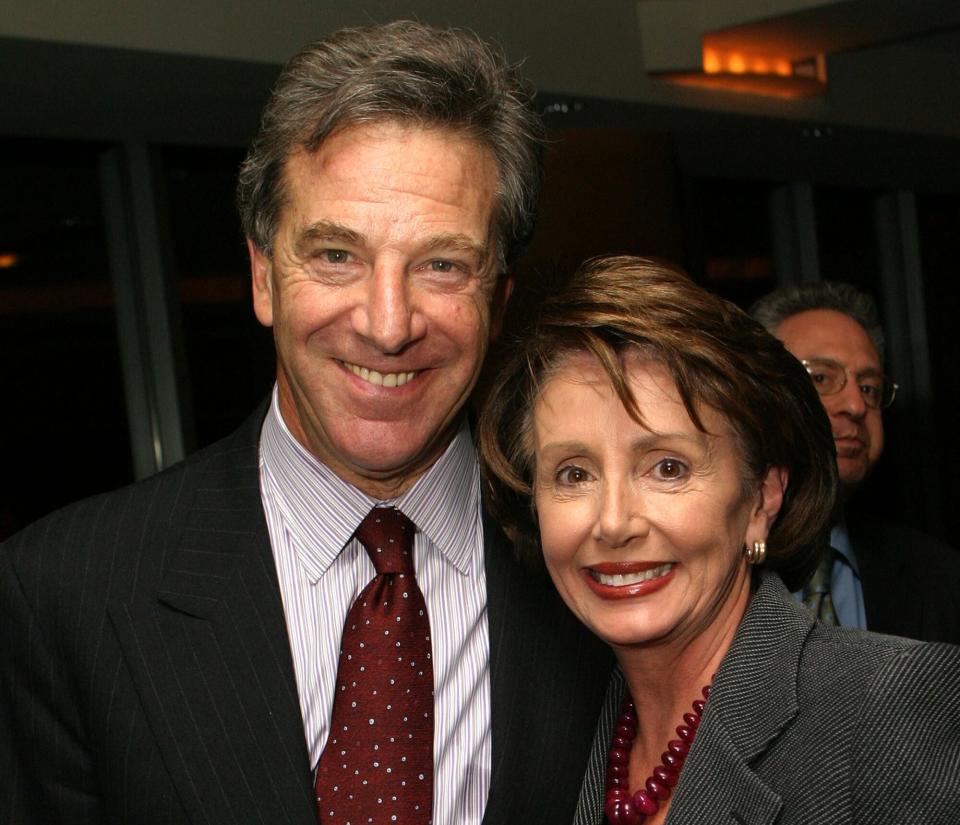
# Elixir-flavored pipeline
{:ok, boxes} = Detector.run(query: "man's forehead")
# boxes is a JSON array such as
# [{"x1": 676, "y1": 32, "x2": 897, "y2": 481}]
[
  {"x1": 280, "y1": 123, "x2": 499, "y2": 219},
  {"x1": 272, "y1": 122, "x2": 502, "y2": 275},
  {"x1": 286, "y1": 120, "x2": 497, "y2": 182},
  {"x1": 776, "y1": 308, "x2": 880, "y2": 366}
]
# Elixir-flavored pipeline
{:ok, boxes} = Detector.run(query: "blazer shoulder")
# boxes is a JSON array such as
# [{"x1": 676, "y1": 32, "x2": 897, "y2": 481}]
[
  {"x1": 849, "y1": 514, "x2": 960, "y2": 568},
  {"x1": 797, "y1": 624, "x2": 927, "y2": 692},
  {"x1": 759, "y1": 627, "x2": 960, "y2": 824},
  {"x1": 850, "y1": 638, "x2": 960, "y2": 824},
  {"x1": 1, "y1": 404, "x2": 266, "y2": 604}
]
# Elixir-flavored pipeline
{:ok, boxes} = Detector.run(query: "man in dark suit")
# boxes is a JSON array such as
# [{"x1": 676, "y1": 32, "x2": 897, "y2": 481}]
[
  {"x1": 0, "y1": 21, "x2": 611, "y2": 824},
  {"x1": 751, "y1": 281, "x2": 960, "y2": 642}
]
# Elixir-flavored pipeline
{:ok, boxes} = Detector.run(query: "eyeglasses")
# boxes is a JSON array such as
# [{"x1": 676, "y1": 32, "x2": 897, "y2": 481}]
[{"x1": 800, "y1": 358, "x2": 898, "y2": 410}]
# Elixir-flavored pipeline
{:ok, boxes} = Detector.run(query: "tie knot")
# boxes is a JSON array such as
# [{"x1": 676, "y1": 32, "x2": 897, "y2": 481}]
[{"x1": 355, "y1": 507, "x2": 416, "y2": 575}]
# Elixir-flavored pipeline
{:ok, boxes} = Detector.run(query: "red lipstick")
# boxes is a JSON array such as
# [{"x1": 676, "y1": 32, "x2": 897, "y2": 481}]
[{"x1": 582, "y1": 562, "x2": 676, "y2": 600}]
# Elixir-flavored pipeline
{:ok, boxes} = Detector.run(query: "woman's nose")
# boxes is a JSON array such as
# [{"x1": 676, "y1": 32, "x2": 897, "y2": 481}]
[{"x1": 594, "y1": 482, "x2": 648, "y2": 548}]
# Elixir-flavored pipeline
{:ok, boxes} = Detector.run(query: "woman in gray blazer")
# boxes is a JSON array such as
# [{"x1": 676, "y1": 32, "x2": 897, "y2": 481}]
[{"x1": 479, "y1": 256, "x2": 960, "y2": 825}]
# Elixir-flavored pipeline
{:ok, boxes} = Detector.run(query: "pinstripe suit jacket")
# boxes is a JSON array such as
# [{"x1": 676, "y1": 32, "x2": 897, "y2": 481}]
[
  {"x1": 573, "y1": 571, "x2": 960, "y2": 825},
  {"x1": 0, "y1": 406, "x2": 613, "y2": 825}
]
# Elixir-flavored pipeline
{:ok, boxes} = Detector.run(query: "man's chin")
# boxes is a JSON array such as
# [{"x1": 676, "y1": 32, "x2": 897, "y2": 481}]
[{"x1": 836, "y1": 458, "x2": 870, "y2": 496}]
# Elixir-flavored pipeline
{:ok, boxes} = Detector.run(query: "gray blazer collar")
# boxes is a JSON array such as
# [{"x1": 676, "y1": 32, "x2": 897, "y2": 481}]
[
  {"x1": 576, "y1": 572, "x2": 816, "y2": 825},
  {"x1": 708, "y1": 572, "x2": 814, "y2": 761}
]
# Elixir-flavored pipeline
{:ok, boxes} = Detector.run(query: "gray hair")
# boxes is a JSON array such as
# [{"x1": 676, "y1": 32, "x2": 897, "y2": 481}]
[
  {"x1": 750, "y1": 281, "x2": 886, "y2": 362},
  {"x1": 236, "y1": 20, "x2": 543, "y2": 271}
]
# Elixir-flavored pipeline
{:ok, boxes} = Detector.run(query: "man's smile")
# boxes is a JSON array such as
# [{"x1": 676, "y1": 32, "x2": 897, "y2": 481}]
[{"x1": 341, "y1": 360, "x2": 419, "y2": 388}]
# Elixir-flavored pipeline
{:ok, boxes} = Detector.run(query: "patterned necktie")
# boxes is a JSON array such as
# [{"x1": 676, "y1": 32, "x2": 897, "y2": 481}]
[
  {"x1": 802, "y1": 548, "x2": 839, "y2": 626},
  {"x1": 314, "y1": 507, "x2": 434, "y2": 824}
]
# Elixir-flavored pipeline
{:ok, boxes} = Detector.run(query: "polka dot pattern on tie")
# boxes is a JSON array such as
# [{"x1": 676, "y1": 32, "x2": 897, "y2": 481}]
[{"x1": 315, "y1": 508, "x2": 434, "y2": 824}]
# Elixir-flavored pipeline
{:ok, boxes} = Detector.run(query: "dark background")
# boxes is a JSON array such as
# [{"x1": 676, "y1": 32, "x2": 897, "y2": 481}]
[{"x1": 2, "y1": 35, "x2": 958, "y2": 546}]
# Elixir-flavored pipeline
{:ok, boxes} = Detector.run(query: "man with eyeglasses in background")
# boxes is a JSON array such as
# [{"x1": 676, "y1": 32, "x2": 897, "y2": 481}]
[{"x1": 752, "y1": 281, "x2": 960, "y2": 643}]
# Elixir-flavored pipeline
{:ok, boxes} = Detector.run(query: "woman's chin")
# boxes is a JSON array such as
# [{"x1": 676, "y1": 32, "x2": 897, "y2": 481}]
[{"x1": 584, "y1": 615, "x2": 676, "y2": 650}]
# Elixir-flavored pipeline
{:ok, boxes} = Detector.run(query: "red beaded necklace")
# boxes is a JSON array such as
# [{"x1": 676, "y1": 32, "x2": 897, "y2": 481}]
[{"x1": 604, "y1": 681, "x2": 712, "y2": 825}]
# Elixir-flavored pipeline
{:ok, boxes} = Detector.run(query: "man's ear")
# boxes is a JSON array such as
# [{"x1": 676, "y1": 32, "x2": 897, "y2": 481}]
[
  {"x1": 248, "y1": 237, "x2": 274, "y2": 327},
  {"x1": 489, "y1": 274, "x2": 514, "y2": 341}
]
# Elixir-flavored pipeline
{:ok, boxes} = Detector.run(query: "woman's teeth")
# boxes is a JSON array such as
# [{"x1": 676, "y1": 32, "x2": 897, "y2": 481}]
[{"x1": 592, "y1": 563, "x2": 674, "y2": 587}]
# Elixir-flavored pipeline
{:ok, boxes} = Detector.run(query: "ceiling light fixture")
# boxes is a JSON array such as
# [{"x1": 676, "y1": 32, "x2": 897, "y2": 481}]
[{"x1": 661, "y1": 41, "x2": 826, "y2": 99}]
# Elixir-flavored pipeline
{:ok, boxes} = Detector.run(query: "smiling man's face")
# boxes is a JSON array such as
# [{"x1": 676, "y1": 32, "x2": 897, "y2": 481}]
[
  {"x1": 249, "y1": 121, "x2": 509, "y2": 499},
  {"x1": 775, "y1": 308, "x2": 885, "y2": 497}
]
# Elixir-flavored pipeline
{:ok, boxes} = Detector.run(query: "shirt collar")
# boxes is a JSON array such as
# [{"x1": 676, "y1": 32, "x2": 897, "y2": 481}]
[
  {"x1": 829, "y1": 517, "x2": 861, "y2": 575},
  {"x1": 259, "y1": 387, "x2": 480, "y2": 580}
]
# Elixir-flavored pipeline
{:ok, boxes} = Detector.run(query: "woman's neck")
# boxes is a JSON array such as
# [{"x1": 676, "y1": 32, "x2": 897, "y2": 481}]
[{"x1": 613, "y1": 572, "x2": 751, "y2": 774}]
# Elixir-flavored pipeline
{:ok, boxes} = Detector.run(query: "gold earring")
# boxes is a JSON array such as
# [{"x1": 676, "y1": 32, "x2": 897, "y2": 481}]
[{"x1": 745, "y1": 539, "x2": 766, "y2": 565}]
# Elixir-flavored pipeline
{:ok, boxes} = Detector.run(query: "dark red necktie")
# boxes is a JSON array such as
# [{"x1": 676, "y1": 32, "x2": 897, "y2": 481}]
[{"x1": 314, "y1": 507, "x2": 434, "y2": 824}]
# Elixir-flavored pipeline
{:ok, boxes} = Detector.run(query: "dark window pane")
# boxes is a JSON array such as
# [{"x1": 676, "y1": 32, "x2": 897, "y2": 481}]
[
  {"x1": 917, "y1": 193, "x2": 960, "y2": 540},
  {"x1": 161, "y1": 145, "x2": 275, "y2": 448},
  {"x1": 0, "y1": 138, "x2": 133, "y2": 539},
  {"x1": 684, "y1": 178, "x2": 776, "y2": 309},
  {"x1": 815, "y1": 186, "x2": 880, "y2": 291},
  {"x1": 506, "y1": 128, "x2": 684, "y2": 333}
]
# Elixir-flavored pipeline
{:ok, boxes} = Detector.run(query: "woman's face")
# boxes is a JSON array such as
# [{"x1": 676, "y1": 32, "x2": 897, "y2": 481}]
[{"x1": 532, "y1": 351, "x2": 783, "y2": 651}]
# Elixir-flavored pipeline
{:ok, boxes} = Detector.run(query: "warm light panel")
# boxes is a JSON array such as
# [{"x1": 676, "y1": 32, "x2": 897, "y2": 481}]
[
  {"x1": 656, "y1": 39, "x2": 826, "y2": 99},
  {"x1": 702, "y1": 46, "x2": 794, "y2": 78}
]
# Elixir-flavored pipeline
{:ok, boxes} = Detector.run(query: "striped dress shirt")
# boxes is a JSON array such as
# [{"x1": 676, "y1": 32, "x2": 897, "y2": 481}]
[{"x1": 259, "y1": 391, "x2": 491, "y2": 823}]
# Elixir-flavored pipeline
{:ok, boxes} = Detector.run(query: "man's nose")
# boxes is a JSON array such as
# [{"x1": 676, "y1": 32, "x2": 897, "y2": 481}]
[
  {"x1": 352, "y1": 263, "x2": 426, "y2": 354},
  {"x1": 828, "y1": 375, "x2": 868, "y2": 419}
]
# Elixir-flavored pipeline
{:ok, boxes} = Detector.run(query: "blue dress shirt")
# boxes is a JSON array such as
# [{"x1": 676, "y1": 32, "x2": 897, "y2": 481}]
[
  {"x1": 827, "y1": 523, "x2": 868, "y2": 630},
  {"x1": 792, "y1": 519, "x2": 867, "y2": 630}
]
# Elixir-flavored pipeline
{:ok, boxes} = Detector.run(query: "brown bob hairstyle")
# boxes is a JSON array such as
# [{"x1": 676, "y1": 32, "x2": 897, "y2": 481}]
[{"x1": 478, "y1": 256, "x2": 837, "y2": 591}]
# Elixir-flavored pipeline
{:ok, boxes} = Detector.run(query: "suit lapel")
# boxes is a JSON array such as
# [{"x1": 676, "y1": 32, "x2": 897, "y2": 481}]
[
  {"x1": 482, "y1": 510, "x2": 614, "y2": 823},
  {"x1": 666, "y1": 723, "x2": 782, "y2": 825},
  {"x1": 108, "y1": 411, "x2": 611, "y2": 825},
  {"x1": 108, "y1": 412, "x2": 316, "y2": 825},
  {"x1": 674, "y1": 574, "x2": 817, "y2": 823},
  {"x1": 574, "y1": 674, "x2": 784, "y2": 825}
]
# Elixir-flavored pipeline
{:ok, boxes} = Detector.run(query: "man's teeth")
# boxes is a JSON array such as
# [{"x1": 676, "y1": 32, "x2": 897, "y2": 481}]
[
  {"x1": 593, "y1": 563, "x2": 674, "y2": 587},
  {"x1": 344, "y1": 362, "x2": 417, "y2": 387}
]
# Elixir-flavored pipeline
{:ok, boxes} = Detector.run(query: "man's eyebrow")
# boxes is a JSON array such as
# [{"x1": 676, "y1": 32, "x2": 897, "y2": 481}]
[
  {"x1": 808, "y1": 356, "x2": 882, "y2": 378},
  {"x1": 295, "y1": 220, "x2": 364, "y2": 252},
  {"x1": 421, "y1": 233, "x2": 489, "y2": 266},
  {"x1": 293, "y1": 222, "x2": 491, "y2": 268}
]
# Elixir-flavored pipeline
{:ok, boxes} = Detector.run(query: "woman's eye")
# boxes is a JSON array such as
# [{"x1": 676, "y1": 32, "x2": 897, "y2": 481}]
[
  {"x1": 556, "y1": 465, "x2": 591, "y2": 485},
  {"x1": 653, "y1": 458, "x2": 687, "y2": 480}
]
